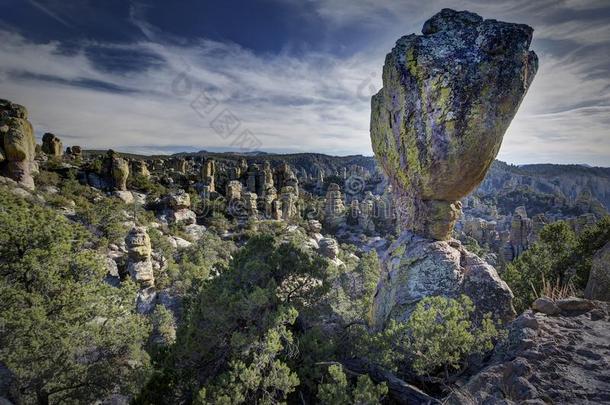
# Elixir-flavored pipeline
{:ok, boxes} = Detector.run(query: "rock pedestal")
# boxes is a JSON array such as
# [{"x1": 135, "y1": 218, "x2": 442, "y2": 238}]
[
  {"x1": 0, "y1": 99, "x2": 36, "y2": 189},
  {"x1": 370, "y1": 9, "x2": 537, "y2": 328},
  {"x1": 226, "y1": 180, "x2": 242, "y2": 201},
  {"x1": 372, "y1": 232, "x2": 515, "y2": 329},
  {"x1": 279, "y1": 186, "x2": 298, "y2": 221},
  {"x1": 166, "y1": 190, "x2": 196, "y2": 225},
  {"x1": 201, "y1": 159, "x2": 216, "y2": 192}
]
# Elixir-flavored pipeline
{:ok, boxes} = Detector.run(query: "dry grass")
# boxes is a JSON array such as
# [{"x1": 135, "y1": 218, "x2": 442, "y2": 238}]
[{"x1": 531, "y1": 275, "x2": 576, "y2": 301}]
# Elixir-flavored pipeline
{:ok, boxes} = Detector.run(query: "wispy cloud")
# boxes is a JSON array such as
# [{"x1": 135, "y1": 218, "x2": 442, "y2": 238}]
[
  {"x1": 0, "y1": 0, "x2": 608, "y2": 165},
  {"x1": 0, "y1": 29, "x2": 381, "y2": 156}
]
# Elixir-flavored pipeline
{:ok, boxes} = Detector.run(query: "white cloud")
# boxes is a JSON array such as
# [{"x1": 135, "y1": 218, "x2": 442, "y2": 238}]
[
  {"x1": 0, "y1": 30, "x2": 382, "y2": 156},
  {"x1": 0, "y1": 0, "x2": 609, "y2": 166}
]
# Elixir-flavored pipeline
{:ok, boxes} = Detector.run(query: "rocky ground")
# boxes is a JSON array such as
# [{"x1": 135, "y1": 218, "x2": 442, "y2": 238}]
[{"x1": 450, "y1": 299, "x2": 610, "y2": 404}]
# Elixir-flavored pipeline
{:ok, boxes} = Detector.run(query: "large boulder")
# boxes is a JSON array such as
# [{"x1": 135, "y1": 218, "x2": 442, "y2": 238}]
[
  {"x1": 0, "y1": 99, "x2": 36, "y2": 189},
  {"x1": 585, "y1": 241, "x2": 610, "y2": 301},
  {"x1": 370, "y1": 9, "x2": 537, "y2": 240},
  {"x1": 41, "y1": 132, "x2": 63, "y2": 157},
  {"x1": 372, "y1": 232, "x2": 514, "y2": 328}
]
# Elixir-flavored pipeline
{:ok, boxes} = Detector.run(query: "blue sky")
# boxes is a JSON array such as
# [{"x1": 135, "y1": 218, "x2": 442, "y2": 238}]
[{"x1": 0, "y1": 0, "x2": 608, "y2": 165}]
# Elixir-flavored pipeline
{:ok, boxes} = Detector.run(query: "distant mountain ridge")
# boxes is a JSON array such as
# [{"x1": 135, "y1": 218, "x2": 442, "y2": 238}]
[{"x1": 83, "y1": 149, "x2": 610, "y2": 210}]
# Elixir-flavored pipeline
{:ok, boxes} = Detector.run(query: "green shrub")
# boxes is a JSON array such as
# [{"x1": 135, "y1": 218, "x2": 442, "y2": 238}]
[
  {"x1": 503, "y1": 221, "x2": 577, "y2": 312},
  {"x1": 0, "y1": 187, "x2": 151, "y2": 404},
  {"x1": 34, "y1": 169, "x2": 61, "y2": 187},
  {"x1": 317, "y1": 364, "x2": 387, "y2": 405},
  {"x1": 406, "y1": 295, "x2": 499, "y2": 379}
]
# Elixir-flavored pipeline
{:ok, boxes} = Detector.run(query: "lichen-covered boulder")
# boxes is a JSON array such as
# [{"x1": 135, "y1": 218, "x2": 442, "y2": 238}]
[
  {"x1": 41, "y1": 132, "x2": 63, "y2": 157},
  {"x1": 372, "y1": 232, "x2": 515, "y2": 329},
  {"x1": 370, "y1": 8, "x2": 537, "y2": 240},
  {"x1": 0, "y1": 99, "x2": 36, "y2": 189}
]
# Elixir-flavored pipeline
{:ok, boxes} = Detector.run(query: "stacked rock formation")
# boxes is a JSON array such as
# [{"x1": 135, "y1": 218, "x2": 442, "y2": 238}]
[
  {"x1": 0, "y1": 99, "x2": 36, "y2": 189},
  {"x1": 226, "y1": 180, "x2": 243, "y2": 201},
  {"x1": 66, "y1": 145, "x2": 82, "y2": 158},
  {"x1": 319, "y1": 237, "x2": 344, "y2": 267},
  {"x1": 41, "y1": 133, "x2": 63, "y2": 157},
  {"x1": 260, "y1": 161, "x2": 274, "y2": 196},
  {"x1": 169, "y1": 157, "x2": 186, "y2": 173},
  {"x1": 102, "y1": 150, "x2": 129, "y2": 191},
  {"x1": 247, "y1": 164, "x2": 260, "y2": 194},
  {"x1": 242, "y1": 192, "x2": 259, "y2": 218},
  {"x1": 166, "y1": 190, "x2": 196, "y2": 225},
  {"x1": 509, "y1": 206, "x2": 532, "y2": 259},
  {"x1": 274, "y1": 163, "x2": 299, "y2": 196},
  {"x1": 126, "y1": 227, "x2": 155, "y2": 287},
  {"x1": 370, "y1": 9, "x2": 537, "y2": 328},
  {"x1": 324, "y1": 183, "x2": 345, "y2": 229},
  {"x1": 279, "y1": 186, "x2": 298, "y2": 221},
  {"x1": 201, "y1": 159, "x2": 216, "y2": 192}
]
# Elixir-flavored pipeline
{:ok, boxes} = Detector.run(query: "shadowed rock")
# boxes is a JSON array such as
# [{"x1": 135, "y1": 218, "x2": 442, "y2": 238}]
[{"x1": 370, "y1": 8, "x2": 538, "y2": 240}]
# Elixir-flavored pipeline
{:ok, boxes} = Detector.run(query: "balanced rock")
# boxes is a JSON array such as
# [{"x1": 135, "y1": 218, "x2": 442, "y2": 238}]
[
  {"x1": 370, "y1": 9, "x2": 535, "y2": 328},
  {"x1": 41, "y1": 132, "x2": 63, "y2": 157},
  {"x1": 0, "y1": 99, "x2": 36, "y2": 189},
  {"x1": 370, "y1": 8, "x2": 537, "y2": 240}
]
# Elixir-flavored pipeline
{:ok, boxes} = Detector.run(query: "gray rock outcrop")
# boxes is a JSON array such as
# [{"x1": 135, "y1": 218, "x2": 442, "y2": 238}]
[
  {"x1": 372, "y1": 232, "x2": 514, "y2": 328},
  {"x1": 585, "y1": 241, "x2": 610, "y2": 301},
  {"x1": 449, "y1": 301, "x2": 610, "y2": 404}
]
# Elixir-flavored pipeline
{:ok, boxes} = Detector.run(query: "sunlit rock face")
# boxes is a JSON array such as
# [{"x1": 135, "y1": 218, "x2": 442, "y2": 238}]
[{"x1": 370, "y1": 8, "x2": 538, "y2": 240}]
